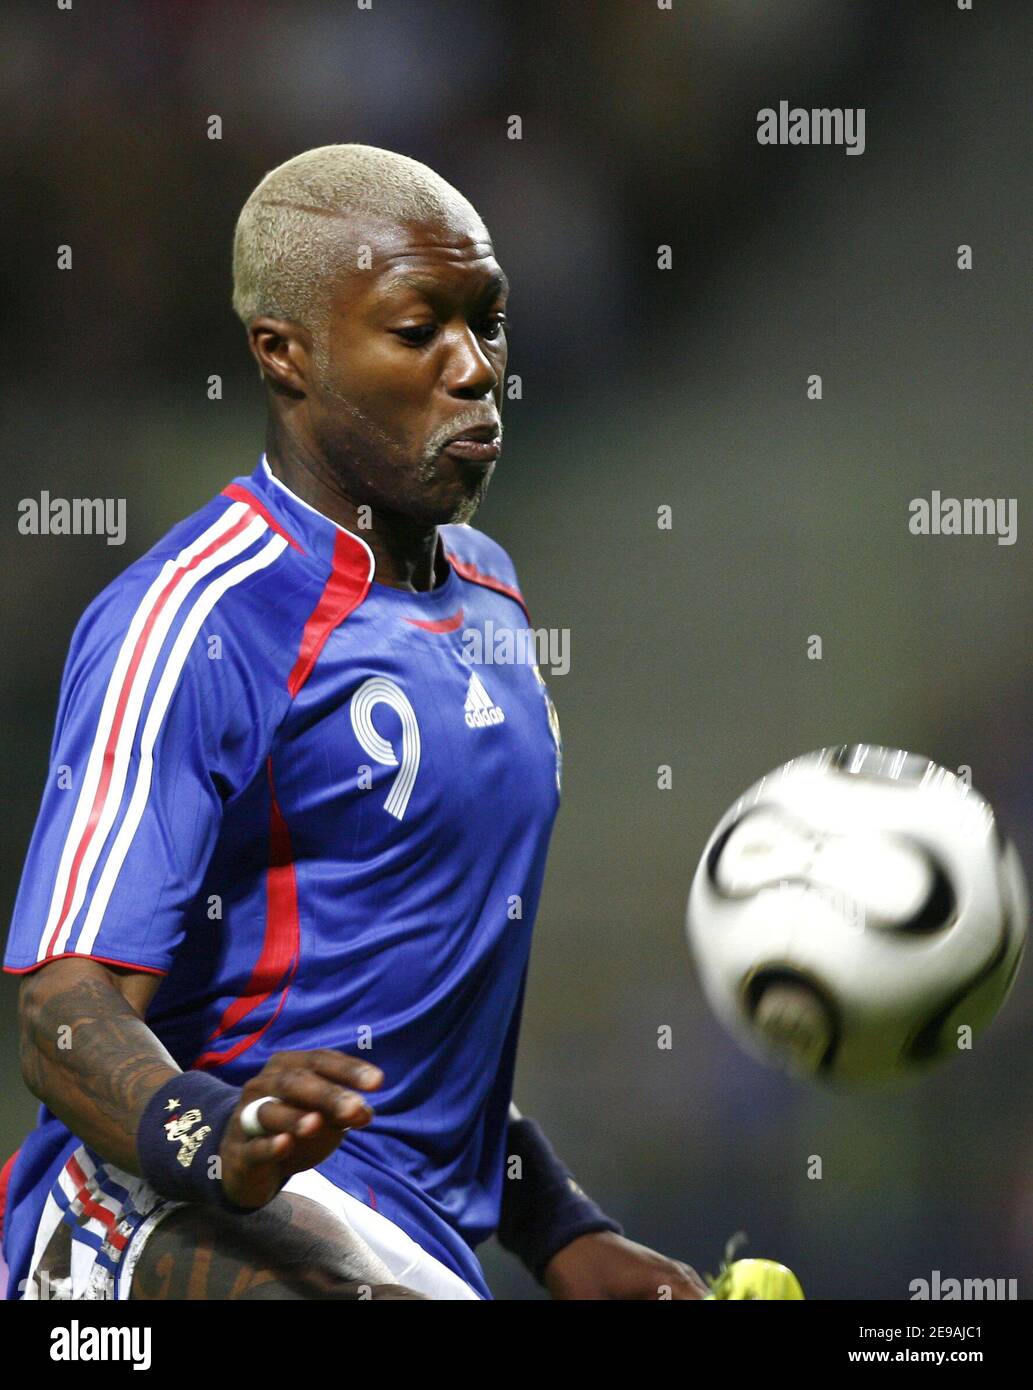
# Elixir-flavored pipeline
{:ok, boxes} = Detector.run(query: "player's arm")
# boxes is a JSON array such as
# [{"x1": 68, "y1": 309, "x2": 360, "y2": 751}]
[
  {"x1": 17, "y1": 954, "x2": 383, "y2": 1210},
  {"x1": 500, "y1": 1102, "x2": 706, "y2": 1300},
  {"x1": 19, "y1": 957, "x2": 177, "y2": 1171},
  {"x1": 7, "y1": 560, "x2": 380, "y2": 1213}
]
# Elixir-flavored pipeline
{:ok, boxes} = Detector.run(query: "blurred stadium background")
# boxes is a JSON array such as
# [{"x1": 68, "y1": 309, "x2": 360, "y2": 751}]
[{"x1": 1, "y1": 0, "x2": 1030, "y2": 1299}]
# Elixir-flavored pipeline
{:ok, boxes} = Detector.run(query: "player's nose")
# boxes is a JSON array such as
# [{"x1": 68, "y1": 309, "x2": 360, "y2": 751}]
[{"x1": 442, "y1": 324, "x2": 499, "y2": 399}]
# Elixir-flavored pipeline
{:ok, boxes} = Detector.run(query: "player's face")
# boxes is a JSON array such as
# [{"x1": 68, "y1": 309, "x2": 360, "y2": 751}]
[{"x1": 308, "y1": 211, "x2": 509, "y2": 527}]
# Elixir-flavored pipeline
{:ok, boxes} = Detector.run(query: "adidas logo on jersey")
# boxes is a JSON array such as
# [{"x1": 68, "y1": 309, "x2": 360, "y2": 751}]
[{"x1": 464, "y1": 672, "x2": 505, "y2": 728}]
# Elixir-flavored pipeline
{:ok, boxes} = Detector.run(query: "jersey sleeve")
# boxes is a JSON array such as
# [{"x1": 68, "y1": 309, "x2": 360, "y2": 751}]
[{"x1": 4, "y1": 553, "x2": 284, "y2": 976}]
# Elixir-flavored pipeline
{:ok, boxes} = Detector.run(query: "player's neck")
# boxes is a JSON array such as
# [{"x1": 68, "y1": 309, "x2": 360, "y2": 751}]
[{"x1": 264, "y1": 443, "x2": 445, "y2": 594}]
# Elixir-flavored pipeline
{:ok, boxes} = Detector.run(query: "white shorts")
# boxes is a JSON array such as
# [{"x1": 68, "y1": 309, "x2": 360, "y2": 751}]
[{"x1": 18, "y1": 1144, "x2": 481, "y2": 1301}]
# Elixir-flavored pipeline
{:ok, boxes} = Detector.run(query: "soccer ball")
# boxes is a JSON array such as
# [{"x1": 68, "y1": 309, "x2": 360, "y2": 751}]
[{"x1": 686, "y1": 745, "x2": 1028, "y2": 1086}]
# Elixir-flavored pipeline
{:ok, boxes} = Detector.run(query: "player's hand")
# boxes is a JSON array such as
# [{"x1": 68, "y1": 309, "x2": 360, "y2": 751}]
[
  {"x1": 542, "y1": 1230, "x2": 708, "y2": 1300},
  {"x1": 218, "y1": 1049, "x2": 383, "y2": 1210}
]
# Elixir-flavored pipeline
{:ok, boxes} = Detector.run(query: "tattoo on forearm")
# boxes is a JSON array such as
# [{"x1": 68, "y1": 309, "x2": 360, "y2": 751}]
[{"x1": 20, "y1": 972, "x2": 177, "y2": 1170}]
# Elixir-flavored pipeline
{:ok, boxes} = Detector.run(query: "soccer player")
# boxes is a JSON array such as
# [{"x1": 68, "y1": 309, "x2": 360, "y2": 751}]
[{"x1": 1, "y1": 146, "x2": 706, "y2": 1301}]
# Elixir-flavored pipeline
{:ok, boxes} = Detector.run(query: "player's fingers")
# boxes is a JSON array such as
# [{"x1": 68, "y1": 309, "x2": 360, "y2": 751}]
[
  {"x1": 282, "y1": 1110, "x2": 370, "y2": 1143},
  {"x1": 279, "y1": 1050, "x2": 384, "y2": 1092},
  {"x1": 235, "y1": 1097, "x2": 308, "y2": 1138},
  {"x1": 257, "y1": 1072, "x2": 375, "y2": 1129},
  {"x1": 238, "y1": 1131, "x2": 294, "y2": 1167}
]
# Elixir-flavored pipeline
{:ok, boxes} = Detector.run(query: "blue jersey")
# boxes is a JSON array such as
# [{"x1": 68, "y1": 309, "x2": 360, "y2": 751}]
[{"x1": 2, "y1": 456, "x2": 562, "y2": 1299}]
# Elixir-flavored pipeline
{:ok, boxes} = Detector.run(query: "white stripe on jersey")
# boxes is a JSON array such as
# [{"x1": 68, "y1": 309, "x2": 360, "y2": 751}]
[
  {"x1": 76, "y1": 533, "x2": 287, "y2": 955},
  {"x1": 38, "y1": 502, "x2": 267, "y2": 960},
  {"x1": 52, "y1": 513, "x2": 270, "y2": 957}
]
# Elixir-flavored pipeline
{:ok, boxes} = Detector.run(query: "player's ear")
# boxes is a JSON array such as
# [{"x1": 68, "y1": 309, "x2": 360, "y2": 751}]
[{"x1": 247, "y1": 317, "x2": 312, "y2": 396}]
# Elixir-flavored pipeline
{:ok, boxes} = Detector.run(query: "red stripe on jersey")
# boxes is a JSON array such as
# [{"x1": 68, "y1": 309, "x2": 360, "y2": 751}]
[
  {"x1": 221, "y1": 484, "x2": 306, "y2": 553},
  {"x1": 43, "y1": 509, "x2": 257, "y2": 960},
  {"x1": 287, "y1": 529, "x2": 372, "y2": 697},
  {"x1": 444, "y1": 553, "x2": 529, "y2": 622},
  {"x1": 192, "y1": 759, "x2": 300, "y2": 1070},
  {"x1": 65, "y1": 1153, "x2": 129, "y2": 1251},
  {"x1": 404, "y1": 606, "x2": 465, "y2": 633}
]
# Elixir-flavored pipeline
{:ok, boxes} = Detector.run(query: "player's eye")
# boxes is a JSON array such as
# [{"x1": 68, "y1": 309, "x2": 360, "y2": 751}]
[
  {"x1": 392, "y1": 324, "x2": 436, "y2": 346},
  {"x1": 480, "y1": 314, "x2": 508, "y2": 341},
  {"x1": 391, "y1": 315, "x2": 508, "y2": 347}
]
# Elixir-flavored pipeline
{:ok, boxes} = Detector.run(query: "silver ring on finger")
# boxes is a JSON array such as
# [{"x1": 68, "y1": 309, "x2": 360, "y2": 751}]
[{"x1": 239, "y1": 1094, "x2": 281, "y2": 1138}]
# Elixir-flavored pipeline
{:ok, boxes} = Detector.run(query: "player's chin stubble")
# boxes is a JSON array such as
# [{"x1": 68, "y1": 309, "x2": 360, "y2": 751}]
[
  {"x1": 310, "y1": 349, "x2": 497, "y2": 524},
  {"x1": 416, "y1": 410, "x2": 502, "y2": 524},
  {"x1": 415, "y1": 447, "x2": 495, "y2": 525}
]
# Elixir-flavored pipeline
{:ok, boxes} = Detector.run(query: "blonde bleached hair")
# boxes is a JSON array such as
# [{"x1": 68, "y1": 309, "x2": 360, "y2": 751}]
[{"x1": 231, "y1": 144, "x2": 484, "y2": 333}]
